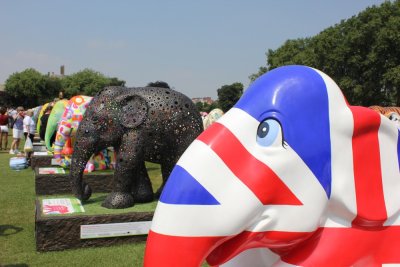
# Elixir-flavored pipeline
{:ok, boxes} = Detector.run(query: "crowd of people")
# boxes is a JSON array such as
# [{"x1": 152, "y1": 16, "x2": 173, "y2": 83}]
[{"x1": 0, "y1": 106, "x2": 37, "y2": 155}]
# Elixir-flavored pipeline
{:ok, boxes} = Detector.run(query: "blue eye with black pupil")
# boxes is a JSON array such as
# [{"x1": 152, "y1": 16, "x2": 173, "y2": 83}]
[
  {"x1": 256, "y1": 119, "x2": 281, "y2": 147},
  {"x1": 257, "y1": 122, "x2": 269, "y2": 138}
]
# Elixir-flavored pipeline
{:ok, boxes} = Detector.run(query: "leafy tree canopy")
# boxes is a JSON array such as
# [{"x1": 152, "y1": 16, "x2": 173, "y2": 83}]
[
  {"x1": 4, "y1": 68, "x2": 126, "y2": 107},
  {"x1": 62, "y1": 69, "x2": 112, "y2": 97},
  {"x1": 108, "y1": 77, "x2": 126, "y2": 87},
  {"x1": 195, "y1": 101, "x2": 221, "y2": 113},
  {"x1": 5, "y1": 68, "x2": 59, "y2": 108},
  {"x1": 217, "y1": 82, "x2": 243, "y2": 112},
  {"x1": 250, "y1": 0, "x2": 400, "y2": 106},
  {"x1": 146, "y1": 81, "x2": 171, "y2": 89}
]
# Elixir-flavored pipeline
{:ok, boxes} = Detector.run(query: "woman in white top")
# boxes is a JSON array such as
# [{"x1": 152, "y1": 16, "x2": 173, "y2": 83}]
[{"x1": 23, "y1": 109, "x2": 36, "y2": 142}]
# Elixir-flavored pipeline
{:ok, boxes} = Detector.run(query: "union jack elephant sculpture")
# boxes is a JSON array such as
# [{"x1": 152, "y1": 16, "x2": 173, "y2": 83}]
[{"x1": 144, "y1": 65, "x2": 400, "y2": 266}]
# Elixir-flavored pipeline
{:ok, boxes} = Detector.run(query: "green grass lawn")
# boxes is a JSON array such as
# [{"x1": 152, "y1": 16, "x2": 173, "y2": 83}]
[{"x1": 0, "y1": 135, "x2": 210, "y2": 266}]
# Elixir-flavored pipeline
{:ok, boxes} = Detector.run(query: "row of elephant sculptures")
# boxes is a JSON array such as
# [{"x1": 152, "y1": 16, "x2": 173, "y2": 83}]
[
  {"x1": 33, "y1": 94, "x2": 224, "y2": 172},
  {"x1": 33, "y1": 87, "x2": 217, "y2": 209},
  {"x1": 30, "y1": 66, "x2": 400, "y2": 266}
]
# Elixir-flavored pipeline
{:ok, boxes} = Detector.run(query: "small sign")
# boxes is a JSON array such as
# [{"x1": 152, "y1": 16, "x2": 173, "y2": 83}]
[
  {"x1": 38, "y1": 167, "x2": 65, "y2": 174},
  {"x1": 33, "y1": 151, "x2": 50, "y2": 156},
  {"x1": 80, "y1": 221, "x2": 152, "y2": 239},
  {"x1": 33, "y1": 142, "x2": 44, "y2": 146},
  {"x1": 42, "y1": 198, "x2": 85, "y2": 215}
]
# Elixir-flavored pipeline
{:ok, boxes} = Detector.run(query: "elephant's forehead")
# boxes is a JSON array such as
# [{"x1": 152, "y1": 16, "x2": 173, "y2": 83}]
[{"x1": 235, "y1": 66, "x2": 333, "y2": 197}]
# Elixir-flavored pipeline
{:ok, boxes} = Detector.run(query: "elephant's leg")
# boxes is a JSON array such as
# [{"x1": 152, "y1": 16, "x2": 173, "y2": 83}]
[
  {"x1": 131, "y1": 160, "x2": 154, "y2": 203},
  {"x1": 154, "y1": 160, "x2": 175, "y2": 199},
  {"x1": 102, "y1": 133, "x2": 143, "y2": 209}
]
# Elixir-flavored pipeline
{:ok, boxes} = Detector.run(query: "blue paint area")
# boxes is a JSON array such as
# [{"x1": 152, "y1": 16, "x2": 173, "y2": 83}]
[
  {"x1": 160, "y1": 165, "x2": 220, "y2": 205},
  {"x1": 398, "y1": 130, "x2": 400, "y2": 173},
  {"x1": 235, "y1": 65, "x2": 332, "y2": 197}
]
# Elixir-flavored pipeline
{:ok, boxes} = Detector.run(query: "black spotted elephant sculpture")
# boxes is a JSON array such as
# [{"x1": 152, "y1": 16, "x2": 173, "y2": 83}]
[{"x1": 69, "y1": 86, "x2": 203, "y2": 209}]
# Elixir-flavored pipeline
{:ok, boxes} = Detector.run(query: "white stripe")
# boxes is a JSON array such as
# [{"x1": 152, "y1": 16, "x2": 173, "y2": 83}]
[
  {"x1": 379, "y1": 116, "x2": 400, "y2": 225},
  {"x1": 315, "y1": 69, "x2": 357, "y2": 226},
  {"x1": 220, "y1": 248, "x2": 281, "y2": 267}
]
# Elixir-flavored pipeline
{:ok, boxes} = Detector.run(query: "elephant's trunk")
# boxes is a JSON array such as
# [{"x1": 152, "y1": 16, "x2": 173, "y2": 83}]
[{"x1": 69, "y1": 139, "x2": 94, "y2": 201}]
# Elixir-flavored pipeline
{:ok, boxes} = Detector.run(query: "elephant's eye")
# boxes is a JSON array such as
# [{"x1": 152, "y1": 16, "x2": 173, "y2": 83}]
[{"x1": 256, "y1": 119, "x2": 282, "y2": 147}]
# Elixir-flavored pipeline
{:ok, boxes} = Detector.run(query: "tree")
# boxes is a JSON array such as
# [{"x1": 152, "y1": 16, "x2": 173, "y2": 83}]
[
  {"x1": 108, "y1": 77, "x2": 126, "y2": 87},
  {"x1": 146, "y1": 81, "x2": 171, "y2": 89},
  {"x1": 61, "y1": 69, "x2": 111, "y2": 97},
  {"x1": 217, "y1": 83, "x2": 243, "y2": 112},
  {"x1": 249, "y1": 0, "x2": 400, "y2": 106},
  {"x1": 195, "y1": 101, "x2": 205, "y2": 112},
  {"x1": 45, "y1": 76, "x2": 63, "y2": 100},
  {"x1": 5, "y1": 68, "x2": 47, "y2": 107},
  {"x1": 206, "y1": 101, "x2": 221, "y2": 112}
]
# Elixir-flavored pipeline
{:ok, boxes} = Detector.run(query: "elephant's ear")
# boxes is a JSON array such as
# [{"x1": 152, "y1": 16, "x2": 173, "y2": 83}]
[{"x1": 119, "y1": 95, "x2": 148, "y2": 128}]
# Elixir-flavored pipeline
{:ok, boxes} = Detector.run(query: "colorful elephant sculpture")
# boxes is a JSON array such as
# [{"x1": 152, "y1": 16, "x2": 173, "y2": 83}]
[
  {"x1": 36, "y1": 102, "x2": 51, "y2": 136},
  {"x1": 144, "y1": 65, "x2": 400, "y2": 266},
  {"x1": 202, "y1": 108, "x2": 224, "y2": 129},
  {"x1": 42, "y1": 95, "x2": 115, "y2": 172},
  {"x1": 53, "y1": 95, "x2": 93, "y2": 165},
  {"x1": 45, "y1": 99, "x2": 68, "y2": 150},
  {"x1": 369, "y1": 106, "x2": 400, "y2": 128}
]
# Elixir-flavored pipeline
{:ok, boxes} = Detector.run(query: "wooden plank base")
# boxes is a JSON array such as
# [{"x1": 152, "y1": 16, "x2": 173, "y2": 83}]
[
  {"x1": 35, "y1": 168, "x2": 114, "y2": 195},
  {"x1": 31, "y1": 154, "x2": 53, "y2": 169},
  {"x1": 35, "y1": 200, "x2": 153, "y2": 252}
]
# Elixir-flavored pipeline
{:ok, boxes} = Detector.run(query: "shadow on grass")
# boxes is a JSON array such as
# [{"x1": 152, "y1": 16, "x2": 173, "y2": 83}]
[
  {"x1": 3, "y1": 264, "x2": 29, "y2": 267},
  {"x1": 0, "y1": 224, "x2": 23, "y2": 236},
  {"x1": 84, "y1": 194, "x2": 107, "y2": 204}
]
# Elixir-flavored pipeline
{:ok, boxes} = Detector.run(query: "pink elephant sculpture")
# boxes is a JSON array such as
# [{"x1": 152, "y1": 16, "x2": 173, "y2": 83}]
[{"x1": 144, "y1": 65, "x2": 400, "y2": 266}]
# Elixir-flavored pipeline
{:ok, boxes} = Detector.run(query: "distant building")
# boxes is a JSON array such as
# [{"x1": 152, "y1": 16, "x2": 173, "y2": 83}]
[
  {"x1": 0, "y1": 84, "x2": 4, "y2": 92},
  {"x1": 192, "y1": 97, "x2": 213, "y2": 105},
  {"x1": 48, "y1": 65, "x2": 66, "y2": 78}
]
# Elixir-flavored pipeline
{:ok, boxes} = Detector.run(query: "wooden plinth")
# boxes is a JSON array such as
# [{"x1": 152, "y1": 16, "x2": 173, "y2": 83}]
[
  {"x1": 33, "y1": 145, "x2": 47, "y2": 152},
  {"x1": 31, "y1": 154, "x2": 53, "y2": 169},
  {"x1": 35, "y1": 200, "x2": 153, "y2": 252},
  {"x1": 34, "y1": 168, "x2": 114, "y2": 195}
]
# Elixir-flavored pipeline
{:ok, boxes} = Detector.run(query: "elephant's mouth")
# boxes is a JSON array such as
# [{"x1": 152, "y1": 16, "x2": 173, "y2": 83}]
[
  {"x1": 206, "y1": 230, "x2": 314, "y2": 265},
  {"x1": 205, "y1": 232, "x2": 252, "y2": 265}
]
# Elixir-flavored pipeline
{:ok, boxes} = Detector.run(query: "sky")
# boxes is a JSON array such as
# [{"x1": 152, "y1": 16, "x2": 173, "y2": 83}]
[{"x1": 0, "y1": 0, "x2": 388, "y2": 100}]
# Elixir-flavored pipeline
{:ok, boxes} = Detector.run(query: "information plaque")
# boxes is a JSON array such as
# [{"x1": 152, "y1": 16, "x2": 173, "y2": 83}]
[{"x1": 81, "y1": 221, "x2": 152, "y2": 239}]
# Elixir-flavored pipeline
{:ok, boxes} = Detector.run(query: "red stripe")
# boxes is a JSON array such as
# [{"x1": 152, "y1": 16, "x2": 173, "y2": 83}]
[
  {"x1": 144, "y1": 230, "x2": 226, "y2": 267},
  {"x1": 282, "y1": 226, "x2": 400, "y2": 266},
  {"x1": 196, "y1": 122, "x2": 302, "y2": 205},
  {"x1": 350, "y1": 106, "x2": 387, "y2": 227},
  {"x1": 146, "y1": 226, "x2": 400, "y2": 266}
]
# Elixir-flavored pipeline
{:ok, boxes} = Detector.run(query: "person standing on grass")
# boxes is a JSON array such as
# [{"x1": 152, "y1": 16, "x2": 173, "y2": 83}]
[
  {"x1": 10, "y1": 106, "x2": 24, "y2": 154},
  {"x1": 23, "y1": 109, "x2": 35, "y2": 142},
  {"x1": 0, "y1": 107, "x2": 9, "y2": 150},
  {"x1": 23, "y1": 109, "x2": 35, "y2": 165}
]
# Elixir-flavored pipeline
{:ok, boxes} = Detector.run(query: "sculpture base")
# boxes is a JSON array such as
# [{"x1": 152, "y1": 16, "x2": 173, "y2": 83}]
[
  {"x1": 35, "y1": 167, "x2": 114, "y2": 195},
  {"x1": 35, "y1": 199, "x2": 153, "y2": 252},
  {"x1": 33, "y1": 144, "x2": 47, "y2": 153},
  {"x1": 31, "y1": 154, "x2": 53, "y2": 169}
]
